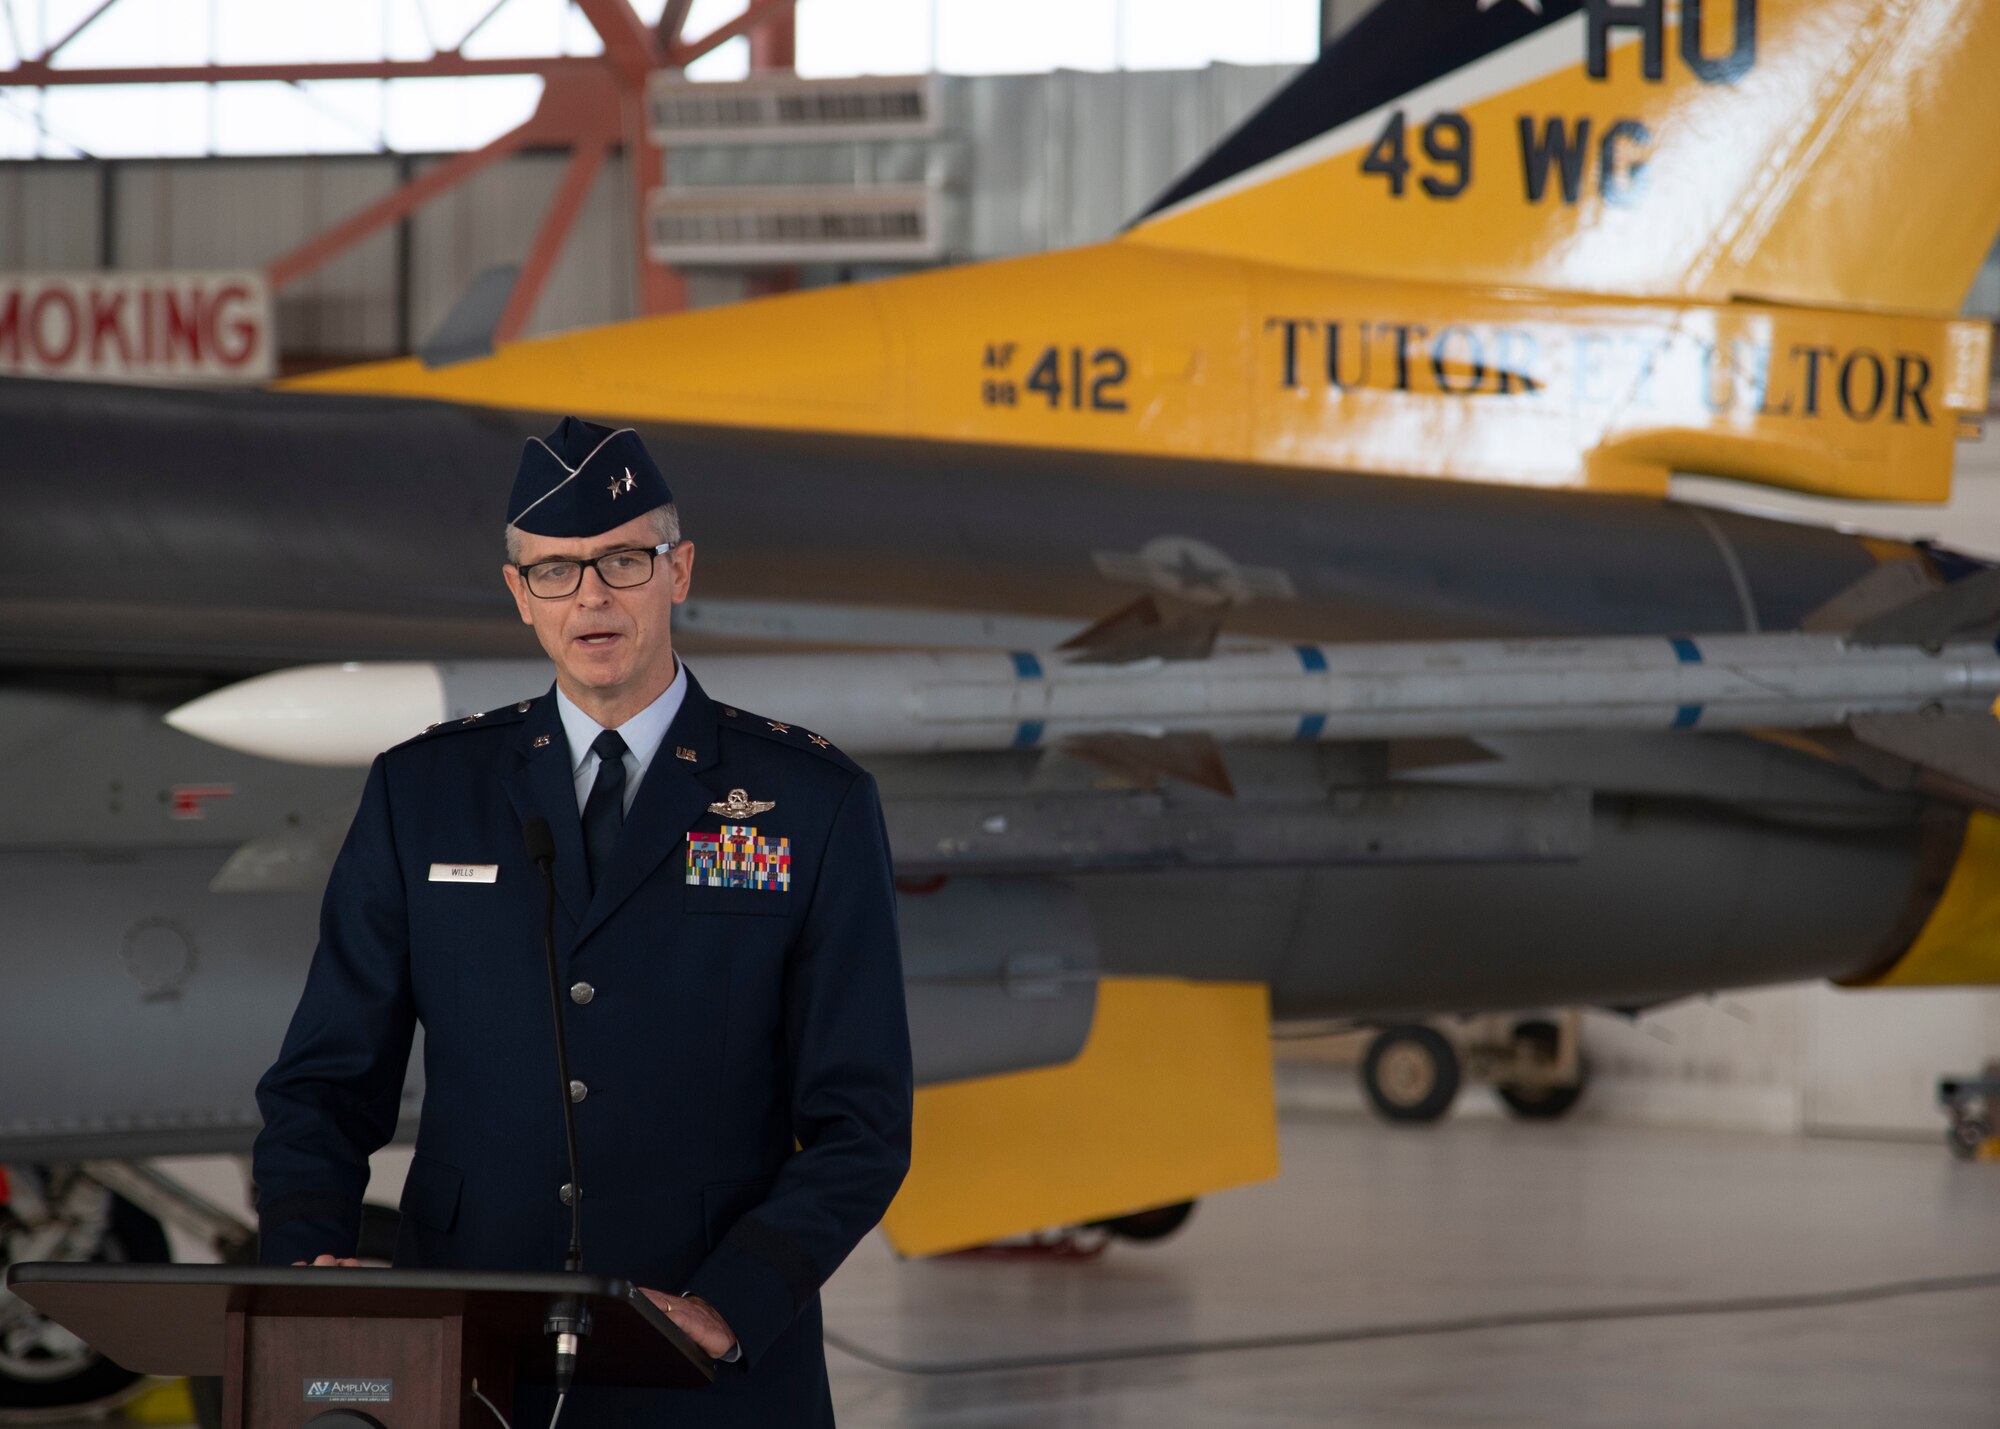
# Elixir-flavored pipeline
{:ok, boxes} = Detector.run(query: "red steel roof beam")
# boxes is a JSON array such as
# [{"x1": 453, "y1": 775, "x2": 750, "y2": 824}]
[
  {"x1": 0, "y1": 56, "x2": 596, "y2": 85},
  {"x1": 670, "y1": 0, "x2": 799, "y2": 67},
  {"x1": 494, "y1": 142, "x2": 610, "y2": 343},
  {"x1": 747, "y1": 4, "x2": 795, "y2": 71},
  {"x1": 569, "y1": 0, "x2": 665, "y2": 84}
]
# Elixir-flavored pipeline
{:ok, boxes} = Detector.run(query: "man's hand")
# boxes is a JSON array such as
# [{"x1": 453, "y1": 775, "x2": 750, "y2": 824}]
[
  {"x1": 638, "y1": 1288, "x2": 737, "y2": 1360},
  {"x1": 293, "y1": 1254, "x2": 362, "y2": 1266}
]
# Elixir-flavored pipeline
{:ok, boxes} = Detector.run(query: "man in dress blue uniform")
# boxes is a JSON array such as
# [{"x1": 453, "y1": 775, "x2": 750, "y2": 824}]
[{"x1": 253, "y1": 417, "x2": 913, "y2": 1427}]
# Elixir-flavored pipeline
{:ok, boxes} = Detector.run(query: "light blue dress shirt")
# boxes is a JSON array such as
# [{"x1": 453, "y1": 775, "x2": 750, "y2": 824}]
[{"x1": 553, "y1": 659, "x2": 688, "y2": 814}]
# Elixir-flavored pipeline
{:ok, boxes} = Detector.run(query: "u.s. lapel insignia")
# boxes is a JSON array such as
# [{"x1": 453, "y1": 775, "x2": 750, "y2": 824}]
[
  {"x1": 533, "y1": 733, "x2": 552, "y2": 749},
  {"x1": 676, "y1": 746, "x2": 698, "y2": 762},
  {"x1": 708, "y1": 787, "x2": 776, "y2": 819}
]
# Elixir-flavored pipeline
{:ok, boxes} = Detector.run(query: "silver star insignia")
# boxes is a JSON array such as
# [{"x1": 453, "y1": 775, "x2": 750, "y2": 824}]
[
  {"x1": 708, "y1": 788, "x2": 776, "y2": 819},
  {"x1": 608, "y1": 467, "x2": 637, "y2": 499}
]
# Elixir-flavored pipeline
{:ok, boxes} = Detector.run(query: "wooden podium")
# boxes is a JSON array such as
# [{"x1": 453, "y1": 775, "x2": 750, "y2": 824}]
[{"x1": 3, "y1": 1263, "x2": 713, "y2": 1429}]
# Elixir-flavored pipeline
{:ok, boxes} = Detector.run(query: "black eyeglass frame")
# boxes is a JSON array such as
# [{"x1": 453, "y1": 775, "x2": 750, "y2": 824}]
[{"x1": 515, "y1": 541, "x2": 680, "y2": 600}]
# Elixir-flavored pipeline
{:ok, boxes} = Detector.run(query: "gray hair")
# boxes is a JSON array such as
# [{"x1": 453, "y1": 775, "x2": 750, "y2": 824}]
[{"x1": 505, "y1": 502, "x2": 681, "y2": 564}]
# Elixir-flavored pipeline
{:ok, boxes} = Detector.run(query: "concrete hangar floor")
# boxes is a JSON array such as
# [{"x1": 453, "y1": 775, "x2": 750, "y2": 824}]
[
  {"x1": 64, "y1": 1108, "x2": 2000, "y2": 1428},
  {"x1": 814, "y1": 1110, "x2": 2000, "y2": 1428}
]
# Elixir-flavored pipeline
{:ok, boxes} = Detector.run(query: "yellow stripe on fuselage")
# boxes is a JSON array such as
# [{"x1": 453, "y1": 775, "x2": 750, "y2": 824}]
[
  {"x1": 287, "y1": 243, "x2": 1988, "y2": 502},
  {"x1": 1859, "y1": 811, "x2": 2000, "y2": 986}
]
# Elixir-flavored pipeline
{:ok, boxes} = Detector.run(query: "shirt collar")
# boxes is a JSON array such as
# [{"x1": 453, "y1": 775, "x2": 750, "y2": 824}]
[{"x1": 554, "y1": 658, "x2": 688, "y2": 774}]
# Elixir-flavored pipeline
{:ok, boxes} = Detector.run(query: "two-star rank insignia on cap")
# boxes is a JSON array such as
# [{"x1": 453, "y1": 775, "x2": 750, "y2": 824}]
[
  {"x1": 708, "y1": 788, "x2": 776, "y2": 818},
  {"x1": 508, "y1": 417, "x2": 671, "y2": 537}
]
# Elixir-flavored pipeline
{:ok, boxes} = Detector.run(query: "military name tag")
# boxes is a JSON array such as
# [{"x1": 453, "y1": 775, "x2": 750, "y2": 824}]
[
  {"x1": 429, "y1": 863, "x2": 498, "y2": 883},
  {"x1": 688, "y1": 825, "x2": 790, "y2": 892}
]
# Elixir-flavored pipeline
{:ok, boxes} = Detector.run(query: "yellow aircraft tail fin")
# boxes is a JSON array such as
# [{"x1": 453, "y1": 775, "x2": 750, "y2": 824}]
[{"x1": 1128, "y1": 0, "x2": 2000, "y2": 313}]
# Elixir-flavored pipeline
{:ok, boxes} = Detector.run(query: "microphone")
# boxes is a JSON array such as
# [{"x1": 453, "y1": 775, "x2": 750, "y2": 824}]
[{"x1": 522, "y1": 816, "x2": 590, "y2": 1400}]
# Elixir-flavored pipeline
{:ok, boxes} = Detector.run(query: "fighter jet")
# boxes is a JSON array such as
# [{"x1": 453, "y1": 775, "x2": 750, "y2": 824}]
[{"x1": 7, "y1": 0, "x2": 2000, "y2": 1414}]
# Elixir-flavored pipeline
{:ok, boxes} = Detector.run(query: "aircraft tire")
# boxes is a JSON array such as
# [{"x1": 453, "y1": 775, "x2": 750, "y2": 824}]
[
  {"x1": 1494, "y1": 1019, "x2": 1589, "y2": 1121},
  {"x1": 1947, "y1": 1115, "x2": 1990, "y2": 1162},
  {"x1": 0, "y1": 1180, "x2": 169, "y2": 1418},
  {"x1": 1361, "y1": 1025, "x2": 1460, "y2": 1124},
  {"x1": 1090, "y1": 1201, "x2": 1196, "y2": 1243}
]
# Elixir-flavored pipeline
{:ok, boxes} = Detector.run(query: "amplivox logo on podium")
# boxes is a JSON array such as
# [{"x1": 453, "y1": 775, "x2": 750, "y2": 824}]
[{"x1": 303, "y1": 1379, "x2": 394, "y2": 1403}]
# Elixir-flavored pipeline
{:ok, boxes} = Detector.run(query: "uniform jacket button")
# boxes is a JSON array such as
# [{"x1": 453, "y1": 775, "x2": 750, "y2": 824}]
[
  {"x1": 560, "y1": 1183, "x2": 578, "y2": 1206},
  {"x1": 569, "y1": 981, "x2": 594, "y2": 1005},
  {"x1": 569, "y1": 1079, "x2": 588, "y2": 1104}
]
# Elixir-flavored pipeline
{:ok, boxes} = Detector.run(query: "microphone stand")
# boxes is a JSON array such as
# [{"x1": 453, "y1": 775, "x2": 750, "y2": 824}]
[{"x1": 523, "y1": 818, "x2": 589, "y2": 1414}]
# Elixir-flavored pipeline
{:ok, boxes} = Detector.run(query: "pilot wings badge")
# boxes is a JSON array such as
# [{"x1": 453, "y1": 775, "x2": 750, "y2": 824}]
[{"x1": 708, "y1": 788, "x2": 776, "y2": 819}]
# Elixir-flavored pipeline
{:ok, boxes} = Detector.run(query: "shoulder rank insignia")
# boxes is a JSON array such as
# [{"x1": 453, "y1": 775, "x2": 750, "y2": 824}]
[{"x1": 708, "y1": 787, "x2": 775, "y2": 819}]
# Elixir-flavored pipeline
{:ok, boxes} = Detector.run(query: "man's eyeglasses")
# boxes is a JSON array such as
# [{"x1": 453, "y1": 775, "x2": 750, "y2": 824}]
[{"x1": 516, "y1": 542, "x2": 678, "y2": 600}]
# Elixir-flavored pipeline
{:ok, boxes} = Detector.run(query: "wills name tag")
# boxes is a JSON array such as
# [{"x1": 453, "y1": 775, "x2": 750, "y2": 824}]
[{"x1": 429, "y1": 863, "x2": 498, "y2": 884}]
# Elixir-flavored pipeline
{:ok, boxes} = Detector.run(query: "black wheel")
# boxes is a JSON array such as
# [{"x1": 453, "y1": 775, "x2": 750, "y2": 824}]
[
  {"x1": 1947, "y1": 1115, "x2": 1990, "y2": 1161},
  {"x1": 0, "y1": 1169, "x2": 171, "y2": 1415},
  {"x1": 1495, "y1": 1019, "x2": 1590, "y2": 1120},
  {"x1": 1089, "y1": 1201, "x2": 1195, "y2": 1243},
  {"x1": 1361, "y1": 1025, "x2": 1460, "y2": 1124}
]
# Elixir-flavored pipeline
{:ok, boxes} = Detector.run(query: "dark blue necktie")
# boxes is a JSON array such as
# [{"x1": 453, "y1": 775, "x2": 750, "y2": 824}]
[{"x1": 581, "y1": 729, "x2": 629, "y2": 892}]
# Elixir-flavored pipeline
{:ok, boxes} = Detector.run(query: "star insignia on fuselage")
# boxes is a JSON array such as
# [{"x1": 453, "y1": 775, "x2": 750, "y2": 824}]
[
  {"x1": 609, "y1": 467, "x2": 636, "y2": 499},
  {"x1": 709, "y1": 788, "x2": 776, "y2": 819}
]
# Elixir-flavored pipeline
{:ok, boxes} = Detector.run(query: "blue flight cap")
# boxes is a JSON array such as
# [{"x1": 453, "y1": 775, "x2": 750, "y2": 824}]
[{"x1": 507, "y1": 416, "x2": 672, "y2": 537}]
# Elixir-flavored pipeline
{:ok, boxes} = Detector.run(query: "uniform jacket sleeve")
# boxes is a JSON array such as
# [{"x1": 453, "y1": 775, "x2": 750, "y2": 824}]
[
  {"x1": 251, "y1": 754, "x2": 417, "y2": 1265},
  {"x1": 683, "y1": 769, "x2": 913, "y2": 1366}
]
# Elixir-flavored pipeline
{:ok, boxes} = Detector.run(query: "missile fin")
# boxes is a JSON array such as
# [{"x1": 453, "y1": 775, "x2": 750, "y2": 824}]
[
  {"x1": 1059, "y1": 594, "x2": 1224, "y2": 666},
  {"x1": 1848, "y1": 567, "x2": 2000, "y2": 649},
  {"x1": 1800, "y1": 561, "x2": 1940, "y2": 635},
  {"x1": 1061, "y1": 730, "x2": 1235, "y2": 797}
]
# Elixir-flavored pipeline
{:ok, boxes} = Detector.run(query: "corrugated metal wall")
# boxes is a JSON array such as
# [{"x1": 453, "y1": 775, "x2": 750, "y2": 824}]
[{"x1": 0, "y1": 64, "x2": 1296, "y2": 360}]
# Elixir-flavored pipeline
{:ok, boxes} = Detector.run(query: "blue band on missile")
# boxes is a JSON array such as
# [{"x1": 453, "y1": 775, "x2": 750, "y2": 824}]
[
  {"x1": 1295, "y1": 647, "x2": 1328, "y2": 740},
  {"x1": 1670, "y1": 639, "x2": 1702, "y2": 726},
  {"x1": 1011, "y1": 652, "x2": 1044, "y2": 746}
]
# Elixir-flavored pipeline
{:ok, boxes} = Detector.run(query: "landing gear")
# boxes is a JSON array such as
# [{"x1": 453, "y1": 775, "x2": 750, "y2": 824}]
[
  {"x1": 1938, "y1": 1066, "x2": 1999, "y2": 1161},
  {"x1": 1355, "y1": 1011, "x2": 1589, "y2": 1125},
  {"x1": 0, "y1": 1166, "x2": 171, "y2": 1419},
  {"x1": 1091, "y1": 1200, "x2": 1195, "y2": 1243},
  {"x1": 1361, "y1": 1025, "x2": 1461, "y2": 1123},
  {"x1": 1493, "y1": 1017, "x2": 1590, "y2": 1121}
]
